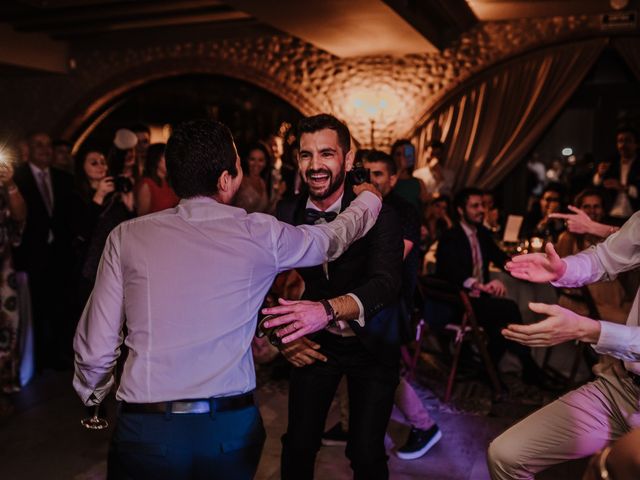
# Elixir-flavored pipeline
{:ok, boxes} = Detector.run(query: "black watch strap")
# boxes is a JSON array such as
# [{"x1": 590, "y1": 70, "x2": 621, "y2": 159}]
[{"x1": 319, "y1": 299, "x2": 338, "y2": 328}]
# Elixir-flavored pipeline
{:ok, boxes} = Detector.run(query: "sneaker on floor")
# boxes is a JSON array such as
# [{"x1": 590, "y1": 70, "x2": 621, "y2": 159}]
[
  {"x1": 396, "y1": 424, "x2": 442, "y2": 460},
  {"x1": 321, "y1": 422, "x2": 348, "y2": 447}
]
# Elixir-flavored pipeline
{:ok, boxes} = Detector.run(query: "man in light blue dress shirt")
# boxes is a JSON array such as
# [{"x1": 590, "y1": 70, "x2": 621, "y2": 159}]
[
  {"x1": 488, "y1": 212, "x2": 640, "y2": 479},
  {"x1": 72, "y1": 119, "x2": 382, "y2": 480}
]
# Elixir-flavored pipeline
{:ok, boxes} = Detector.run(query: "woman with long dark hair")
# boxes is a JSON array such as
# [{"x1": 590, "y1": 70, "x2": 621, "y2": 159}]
[
  {"x1": 234, "y1": 142, "x2": 280, "y2": 214},
  {"x1": 135, "y1": 143, "x2": 178, "y2": 216}
]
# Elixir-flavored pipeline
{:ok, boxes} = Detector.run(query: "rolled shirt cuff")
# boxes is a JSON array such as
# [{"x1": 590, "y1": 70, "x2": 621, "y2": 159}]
[{"x1": 593, "y1": 321, "x2": 640, "y2": 362}]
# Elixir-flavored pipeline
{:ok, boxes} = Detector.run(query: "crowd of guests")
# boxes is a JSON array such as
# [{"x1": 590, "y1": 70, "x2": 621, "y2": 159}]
[
  {"x1": 0, "y1": 127, "x2": 178, "y2": 392},
  {"x1": 0, "y1": 116, "x2": 638, "y2": 478}
]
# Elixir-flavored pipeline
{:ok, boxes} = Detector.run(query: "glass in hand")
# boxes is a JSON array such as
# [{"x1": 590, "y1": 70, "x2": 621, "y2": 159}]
[{"x1": 81, "y1": 404, "x2": 109, "y2": 430}]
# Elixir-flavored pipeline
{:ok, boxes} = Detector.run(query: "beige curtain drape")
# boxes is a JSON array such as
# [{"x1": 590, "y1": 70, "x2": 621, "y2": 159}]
[
  {"x1": 613, "y1": 37, "x2": 640, "y2": 81},
  {"x1": 411, "y1": 38, "x2": 608, "y2": 190}
]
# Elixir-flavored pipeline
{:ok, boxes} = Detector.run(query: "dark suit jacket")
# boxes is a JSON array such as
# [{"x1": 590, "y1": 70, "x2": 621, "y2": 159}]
[
  {"x1": 598, "y1": 156, "x2": 640, "y2": 212},
  {"x1": 13, "y1": 163, "x2": 74, "y2": 273},
  {"x1": 277, "y1": 188, "x2": 404, "y2": 366},
  {"x1": 435, "y1": 223, "x2": 509, "y2": 288}
]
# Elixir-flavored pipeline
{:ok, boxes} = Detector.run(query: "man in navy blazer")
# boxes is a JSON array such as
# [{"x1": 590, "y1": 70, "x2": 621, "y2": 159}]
[
  {"x1": 436, "y1": 187, "x2": 547, "y2": 386},
  {"x1": 265, "y1": 114, "x2": 403, "y2": 480}
]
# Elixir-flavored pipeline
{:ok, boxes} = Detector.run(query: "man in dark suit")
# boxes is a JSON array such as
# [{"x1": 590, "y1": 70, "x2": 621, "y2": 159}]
[
  {"x1": 263, "y1": 114, "x2": 403, "y2": 480},
  {"x1": 436, "y1": 187, "x2": 547, "y2": 386},
  {"x1": 592, "y1": 127, "x2": 640, "y2": 220},
  {"x1": 13, "y1": 132, "x2": 75, "y2": 371}
]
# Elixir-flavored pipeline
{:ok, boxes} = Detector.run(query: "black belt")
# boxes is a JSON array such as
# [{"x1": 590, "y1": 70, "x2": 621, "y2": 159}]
[
  {"x1": 121, "y1": 392, "x2": 254, "y2": 415},
  {"x1": 628, "y1": 371, "x2": 640, "y2": 387}
]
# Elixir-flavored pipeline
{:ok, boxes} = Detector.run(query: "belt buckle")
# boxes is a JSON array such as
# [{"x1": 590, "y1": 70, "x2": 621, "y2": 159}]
[{"x1": 171, "y1": 400, "x2": 210, "y2": 414}]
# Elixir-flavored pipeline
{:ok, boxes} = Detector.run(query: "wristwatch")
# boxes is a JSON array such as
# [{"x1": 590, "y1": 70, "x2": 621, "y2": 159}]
[{"x1": 319, "y1": 299, "x2": 338, "y2": 329}]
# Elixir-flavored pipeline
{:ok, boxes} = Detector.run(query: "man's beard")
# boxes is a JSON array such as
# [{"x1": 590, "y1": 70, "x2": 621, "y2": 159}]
[
  {"x1": 463, "y1": 212, "x2": 482, "y2": 227},
  {"x1": 306, "y1": 167, "x2": 345, "y2": 201}
]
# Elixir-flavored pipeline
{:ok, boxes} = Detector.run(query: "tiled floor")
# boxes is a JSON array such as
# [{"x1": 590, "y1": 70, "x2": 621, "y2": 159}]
[{"x1": 0, "y1": 362, "x2": 588, "y2": 480}]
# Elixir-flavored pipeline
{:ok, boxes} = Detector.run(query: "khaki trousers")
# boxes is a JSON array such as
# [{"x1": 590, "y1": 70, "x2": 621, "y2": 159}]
[{"x1": 487, "y1": 360, "x2": 640, "y2": 480}]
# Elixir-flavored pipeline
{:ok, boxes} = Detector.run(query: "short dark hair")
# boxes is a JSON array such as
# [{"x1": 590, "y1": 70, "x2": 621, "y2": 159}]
[
  {"x1": 454, "y1": 187, "x2": 484, "y2": 212},
  {"x1": 131, "y1": 123, "x2": 151, "y2": 135},
  {"x1": 362, "y1": 149, "x2": 397, "y2": 175},
  {"x1": 298, "y1": 114, "x2": 350, "y2": 155},
  {"x1": 390, "y1": 139, "x2": 412, "y2": 157},
  {"x1": 616, "y1": 126, "x2": 639, "y2": 142},
  {"x1": 165, "y1": 119, "x2": 238, "y2": 199},
  {"x1": 574, "y1": 188, "x2": 604, "y2": 208},
  {"x1": 144, "y1": 143, "x2": 167, "y2": 187},
  {"x1": 542, "y1": 182, "x2": 563, "y2": 197}
]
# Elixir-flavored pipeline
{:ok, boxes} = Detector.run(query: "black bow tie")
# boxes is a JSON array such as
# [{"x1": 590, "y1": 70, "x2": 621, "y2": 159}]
[{"x1": 304, "y1": 208, "x2": 338, "y2": 225}]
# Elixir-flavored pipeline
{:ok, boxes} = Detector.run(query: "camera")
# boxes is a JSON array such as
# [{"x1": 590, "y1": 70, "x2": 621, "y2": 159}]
[
  {"x1": 113, "y1": 175, "x2": 133, "y2": 193},
  {"x1": 347, "y1": 162, "x2": 371, "y2": 185}
]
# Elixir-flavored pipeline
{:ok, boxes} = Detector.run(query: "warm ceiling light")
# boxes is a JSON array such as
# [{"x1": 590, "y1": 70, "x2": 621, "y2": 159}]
[
  {"x1": 610, "y1": 0, "x2": 629, "y2": 10},
  {"x1": 347, "y1": 88, "x2": 401, "y2": 121}
]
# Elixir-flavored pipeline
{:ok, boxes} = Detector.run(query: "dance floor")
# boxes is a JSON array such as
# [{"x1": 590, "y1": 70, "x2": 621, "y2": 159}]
[{"x1": 0, "y1": 357, "x2": 589, "y2": 480}]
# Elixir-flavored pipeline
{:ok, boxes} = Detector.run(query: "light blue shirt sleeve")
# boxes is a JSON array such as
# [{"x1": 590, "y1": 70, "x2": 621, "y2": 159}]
[
  {"x1": 273, "y1": 191, "x2": 381, "y2": 272},
  {"x1": 553, "y1": 212, "x2": 640, "y2": 363},
  {"x1": 73, "y1": 227, "x2": 126, "y2": 405}
]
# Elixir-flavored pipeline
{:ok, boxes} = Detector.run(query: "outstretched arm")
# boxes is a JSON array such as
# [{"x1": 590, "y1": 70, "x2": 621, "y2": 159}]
[
  {"x1": 550, "y1": 205, "x2": 618, "y2": 238},
  {"x1": 274, "y1": 187, "x2": 382, "y2": 272},
  {"x1": 505, "y1": 242, "x2": 567, "y2": 283}
]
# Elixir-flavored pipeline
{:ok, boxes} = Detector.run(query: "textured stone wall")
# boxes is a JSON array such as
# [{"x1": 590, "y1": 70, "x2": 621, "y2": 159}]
[{"x1": 0, "y1": 13, "x2": 609, "y2": 149}]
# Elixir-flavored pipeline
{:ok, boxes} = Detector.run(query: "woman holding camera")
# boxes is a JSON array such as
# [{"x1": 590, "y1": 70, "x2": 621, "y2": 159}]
[{"x1": 79, "y1": 131, "x2": 136, "y2": 288}]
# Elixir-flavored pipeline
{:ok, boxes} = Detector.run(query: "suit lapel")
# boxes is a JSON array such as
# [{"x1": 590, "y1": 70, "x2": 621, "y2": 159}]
[{"x1": 292, "y1": 193, "x2": 309, "y2": 226}]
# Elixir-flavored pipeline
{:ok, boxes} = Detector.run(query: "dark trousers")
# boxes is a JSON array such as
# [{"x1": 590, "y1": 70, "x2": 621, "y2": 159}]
[
  {"x1": 281, "y1": 331, "x2": 399, "y2": 480},
  {"x1": 470, "y1": 295, "x2": 537, "y2": 372},
  {"x1": 108, "y1": 405, "x2": 265, "y2": 480},
  {"x1": 28, "y1": 260, "x2": 74, "y2": 371}
]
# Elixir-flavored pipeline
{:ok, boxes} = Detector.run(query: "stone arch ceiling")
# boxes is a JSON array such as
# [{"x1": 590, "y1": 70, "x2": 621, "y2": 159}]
[{"x1": 19, "y1": 14, "x2": 605, "y2": 148}]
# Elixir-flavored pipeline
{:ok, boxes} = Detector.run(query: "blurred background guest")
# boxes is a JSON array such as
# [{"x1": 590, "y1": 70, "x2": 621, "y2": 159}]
[
  {"x1": 522, "y1": 183, "x2": 565, "y2": 242},
  {"x1": 135, "y1": 143, "x2": 178, "y2": 216},
  {"x1": 80, "y1": 130, "x2": 136, "y2": 289},
  {"x1": 71, "y1": 149, "x2": 113, "y2": 311},
  {"x1": 0, "y1": 160, "x2": 27, "y2": 392},
  {"x1": 235, "y1": 142, "x2": 282, "y2": 214},
  {"x1": 592, "y1": 127, "x2": 639, "y2": 222},
  {"x1": 13, "y1": 132, "x2": 75, "y2": 372},
  {"x1": 420, "y1": 195, "x2": 452, "y2": 275},
  {"x1": 52, "y1": 139, "x2": 73, "y2": 173},
  {"x1": 390, "y1": 139, "x2": 427, "y2": 211},
  {"x1": 413, "y1": 139, "x2": 454, "y2": 197},
  {"x1": 482, "y1": 189, "x2": 502, "y2": 237},
  {"x1": 131, "y1": 124, "x2": 151, "y2": 178}
]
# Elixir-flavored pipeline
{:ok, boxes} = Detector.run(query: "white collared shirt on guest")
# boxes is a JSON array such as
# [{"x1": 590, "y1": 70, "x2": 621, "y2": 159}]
[{"x1": 73, "y1": 193, "x2": 381, "y2": 405}]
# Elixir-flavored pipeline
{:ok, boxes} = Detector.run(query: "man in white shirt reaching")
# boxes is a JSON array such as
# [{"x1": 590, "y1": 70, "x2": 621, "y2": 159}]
[
  {"x1": 73, "y1": 119, "x2": 382, "y2": 480},
  {"x1": 488, "y1": 211, "x2": 640, "y2": 479}
]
